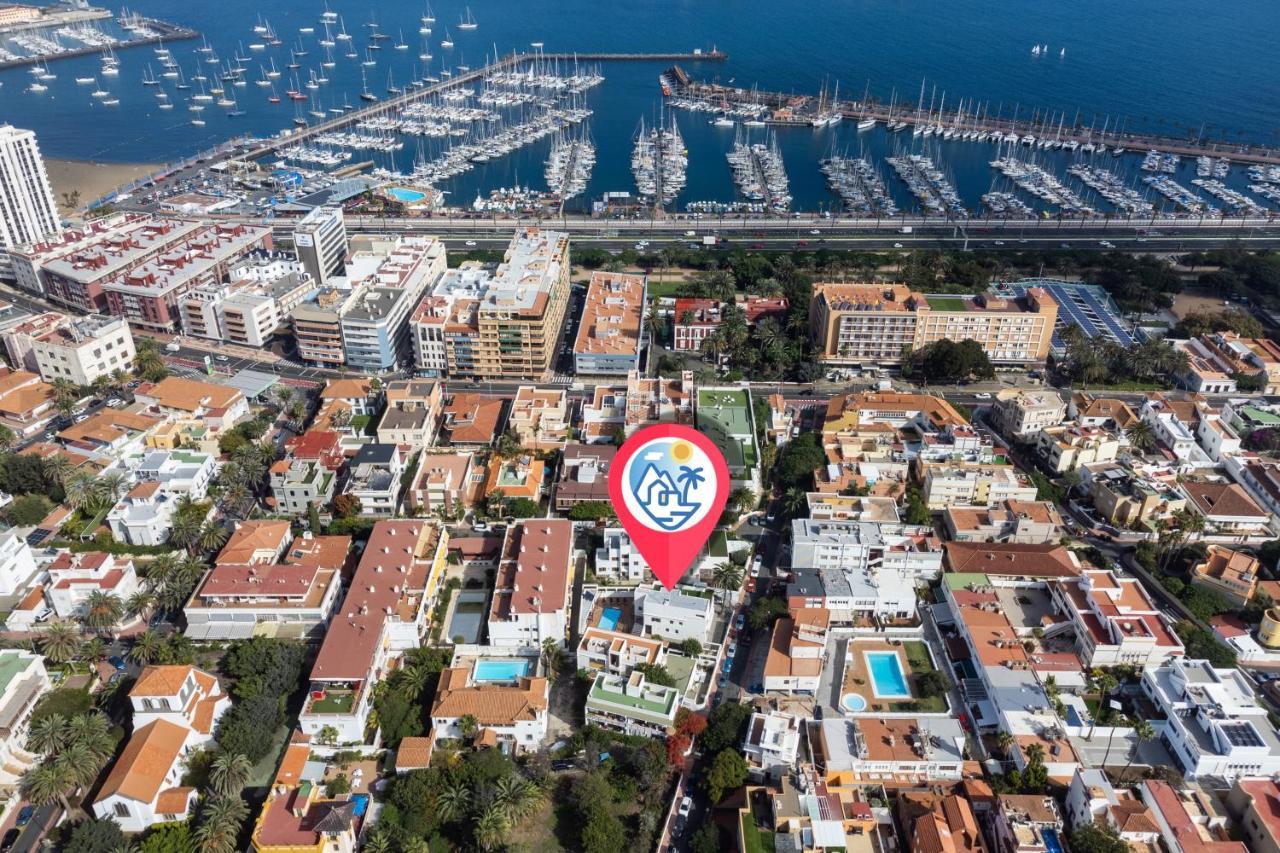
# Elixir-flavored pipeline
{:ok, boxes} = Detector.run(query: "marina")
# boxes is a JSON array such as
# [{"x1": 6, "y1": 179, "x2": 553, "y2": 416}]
[{"x1": 0, "y1": 6, "x2": 196, "y2": 70}]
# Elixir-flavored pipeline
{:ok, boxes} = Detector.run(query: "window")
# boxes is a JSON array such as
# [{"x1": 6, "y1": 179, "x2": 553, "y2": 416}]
[{"x1": 114, "y1": 802, "x2": 130, "y2": 818}]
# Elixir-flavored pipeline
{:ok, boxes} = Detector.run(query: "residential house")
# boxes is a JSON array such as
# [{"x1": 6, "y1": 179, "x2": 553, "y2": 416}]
[
  {"x1": 576, "y1": 627, "x2": 665, "y2": 676},
  {"x1": 429, "y1": 664, "x2": 548, "y2": 754},
  {"x1": 585, "y1": 671, "x2": 679, "y2": 737},
  {"x1": 403, "y1": 451, "x2": 477, "y2": 517},
  {"x1": 439, "y1": 393, "x2": 505, "y2": 446},
  {"x1": 991, "y1": 390, "x2": 1067, "y2": 438},
  {"x1": 1064, "y1": 768, "x2": 1160, "y2": 848},
  {"x1": 920, "y1": 461, "x2": 1038, "y2": 510},
  {"x1": 250, "y1": 740, "x2": 361, "y2": 853},
  {"x1": 508, "y1": 386, "x2": 568, "y2": 450},
  {"x1": 1181, "y1": 480, "x2": 1272, "y2": 538},
  {"x1": 554, "y1": 444, "x2": 614, "y2": 512},
  {"x1": 1192, "y1": 546, "x2": 1261, "y2": 607},
  {"x1": 1035, "y1": 425, "x2": 1120, "y2": 474},
  {"x1": 741, "y1": 711, "x2": 801, "y2": 781},
  {"x1": 0, "y1": 651, "x2": 50, "y2": 788},
  {"x1": 1140, "y1": 780, "x2": 1246, "y2": 853},
  {"x1": 376, "y1": 379, "x2": 443, "y2": 447},
  {"x1": 133, "y1": 376, "x2": 250, "y2": 431},
  {"x1": 1049, "y1": 569, "x2": 1184, "y2": 668},
  {"x1": 635, "y1": 586, "x2": 713, "y2": 644},
  {"x1": 1226, "y1": 777, "x2": 1280, "y2": 853},
  {"x1": 594, "y1": 528, "x2": 650, "y2": 583},
  {"x1": 993, "y1": 795, "x2": 1064, "y2": 853},
  {"x1": 345, "y1": 443, "x2": 407, "y2": 517},
  {"x1": 943, "y1": 500, "x2": 1063, "y2": 544},
  {"x1": 763, "y1": 608, "x2": 827, "y2": 694},
  {"x1": 43, "y1": 551, "x2": 140, "y2": 626}
]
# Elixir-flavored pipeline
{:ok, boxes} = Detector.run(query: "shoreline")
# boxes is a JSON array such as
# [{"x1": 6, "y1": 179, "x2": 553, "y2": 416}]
[{"x1": 44, "y1": 158, "x2": 162, "y2": 215}]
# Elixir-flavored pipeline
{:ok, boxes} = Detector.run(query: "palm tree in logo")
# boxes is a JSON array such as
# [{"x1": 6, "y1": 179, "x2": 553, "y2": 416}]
[{"x1": 676, "y1": 465, "x2": 706, "y2": 503}]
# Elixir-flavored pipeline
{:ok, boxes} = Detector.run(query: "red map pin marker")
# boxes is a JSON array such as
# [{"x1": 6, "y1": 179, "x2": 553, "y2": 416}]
[{"x1": 608, "y1": 424, "x2": 730, "y2": 591}]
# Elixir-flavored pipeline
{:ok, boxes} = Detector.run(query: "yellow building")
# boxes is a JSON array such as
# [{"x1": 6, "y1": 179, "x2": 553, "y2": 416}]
[
  {"x1": 810, "y1": 282, "x2": 1057, "y2": 365},
  {"x1": 1259, "y1": 608, "x2": 1280, "y2": 649}
]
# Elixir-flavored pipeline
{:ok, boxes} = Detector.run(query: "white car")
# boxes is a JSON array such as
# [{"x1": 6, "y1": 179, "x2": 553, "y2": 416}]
[
  {"x1": 809, "y1": 229, "x2": 820, "y2": 235},
  {"x1": 893, "y1": 242, "x2": 903, "y2": 249},
  {"x1": 215, "y1": 355, "x2": 230, "y2": 362},
  {"x1": 974, "y1": 392, "x2": 992, "y2": 400},
  {"x1": 464, "y1": 240, "x2": 477, "y2": 247},
  {"x1": 678, "y1": 797, "x2": 692, "y2": 818}
]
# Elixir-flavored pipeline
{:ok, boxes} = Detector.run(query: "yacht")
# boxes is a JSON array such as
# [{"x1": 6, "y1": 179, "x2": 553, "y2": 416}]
[
  {"x1": 458, "y1": 7, "x2": 478, "y2": 30},
  {"x1": 440, "y1": 28, "x2": 453, "y2": 49}
]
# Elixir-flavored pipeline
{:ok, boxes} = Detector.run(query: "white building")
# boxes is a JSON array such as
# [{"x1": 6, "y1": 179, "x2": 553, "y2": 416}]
[
  {"x1": 106, "y1": 450, "x2": 217, "y2": 547},
  {"x1": 487, "y1": 520, "x2": 573, "y2": 649},
  {"x1": 742, "y1": 711, "x2": 802, "y2": 781},
  {"x1": 293, "y1": 206, "x2": 347, "y2": 287},
  {"x1": 30, "y1": 314, "x2": 135, "y2": 386},
  {"x1": 1048, "y1": 569, "x2": 1185, "y2": 668},
  {"x1": 576, "y1": 627, "x2": 666, "y2": 676},
  {"x1": 93, "y1": 665, "x2": 230, "y2": 833},
  {"x1": 635, "y1": 586, "x2": 714, "y2": 644},
  {"x1": 0, "y1": 650, "x2": 51, "y2": 788},
  {"x1": 43, "y1": 551, "x2": 141, "y2": 626},
  {"x1": 344, "y1": 443, "x2": 406, "y2": 517},
  {"x1": 594, "y1": 528, "x2": 650, "y2": 583},
  {"x1": 1141, "y1": 657, "x2": 1280, "y2": 782},
  {"x1": 429, "y1": 663, "x2": 549, "y2": 754},
  {"x1": 178, "y1": 258, "x2": 311, "y2": 348},
  {"x1": 920, "y1": 461, "x2": 1039, "y2": 510},
  {"x1": 585, "y1": 671, "x2": 679, "y2": 737},
  {"x1": 0, "y1": 527, "x2": 36, "y2": 597},
  {"x1": 990, "y1": 389, "x2": 1066, "y2": 438},
  {"x1": 0, "y1": 125, "x2": 60, "y2": 275}
]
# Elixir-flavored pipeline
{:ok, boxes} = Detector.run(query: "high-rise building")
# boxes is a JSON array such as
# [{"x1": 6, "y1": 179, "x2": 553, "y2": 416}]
[
  {"x1": 810, "y1": 282, "x2": 1058, "y2": 365},
  {"x1": 410, "y1": 228, "x2": 569, "y2": 380},
  {"x1": 0, "y1": 125, "x2": 60, "y2": 274},
  {"x1": 292, "y1": 206, "x2": 347, "y2": 287}
]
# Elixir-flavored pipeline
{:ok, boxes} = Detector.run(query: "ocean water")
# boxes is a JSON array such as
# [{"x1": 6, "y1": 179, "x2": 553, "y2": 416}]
[{"x1": 3, "y1": 0, "x2": 1278, "y2": 212}]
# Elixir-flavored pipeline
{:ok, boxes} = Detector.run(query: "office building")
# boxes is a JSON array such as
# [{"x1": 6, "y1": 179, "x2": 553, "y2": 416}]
[
  {"x1": 340, "y1": 235, "x2": 447, "y2": 372},
  {"x1": 292, "y1": 206, "x2": 347, "y2": 287}
]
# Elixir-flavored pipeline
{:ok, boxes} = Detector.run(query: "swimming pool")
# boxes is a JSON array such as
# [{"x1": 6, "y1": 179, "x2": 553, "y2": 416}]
[
  {"x1": 473, "y1": 659, "x2": 531, "y2": 682},
  {"x1": 351, "y1": 793, "x2": 370, "y2": 818},
  {"x1": 386, "y1": 186, "x2": 427, "y2": 203},
  {"x1": 842, "y1": 693, "x2": 867, "y2": 712},
  {"x1": 1042, "y1": 829, "x2": 1063, "y2": 853},
  {"x1": 598, "y1": 607, "x2": 621, "y2": 631},
  {"x1": 865, "y1": 651, "x2": 911, "y2": 698}
]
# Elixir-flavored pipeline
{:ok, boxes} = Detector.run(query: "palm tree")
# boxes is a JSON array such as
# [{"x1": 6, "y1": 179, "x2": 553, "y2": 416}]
[
  {"x1": 125, "y1": 590, "x2": 155, "y2": 622},
  {"x1": 43, "y1": 453, "x2": 72, "y2": 488},
  {"x1": 1124, "y1": 719, "x2": 1155, "y2": 779},
  {"x1": 63, "y1": 471, "x2": 99, "y2": 512},
  {"x1": 66, "y1": 712, "x2": 113, "y2": 763},
  {"x1": 435, "y1": 783, "x2": 471, "y2": 823},
  {"x1": 198, "y1": 522, "x2": 229, "y2": 554},
  {"x1": 494, "y1": 775, "x2": 541, "y2": 821},
  {"x1": 540, "y1": 638, "x2": 561, "y2": 685},
  {"x1": 82, "y1": 591, "x2": 125, "y2": 635},
  {"x1": 54, "y1": 741, "x2": 100, "y2": 790},
  {"x1": 142, "y1": 553, "x2": 178, "y2": 593},
  {"x1": 361, "y1": 831, "x2": 394, "y2": 853},
  {"x1": 78, "y1": 637, "x2": 107, "y2": 663},
  {"x1": 458, "y1": 714, "x2": 479, "y2": 740},
  {"x1": 475, "y1": 806, "x2": 510, "y2": 851},
  {"x1": 994, "y1": 729, "x2": 1015, "y2": 760},
  {"x1": 20, "y1": 762, "x2": 72, "y2": 814},
  {"x1": 0, "y1": 424, "x2": 14, "y2": 450},
  {"x1": 209, "y1": 752, "x2": 253, "y2": 799},
  {"x1": 27, "y1": 714, "x2": 68, "y2": 756},
  {"x1": 193, "y1": 796, "x2": 247, "y2": 853},
  {"x1": 99, "y1": 471, "x2": 128, "y2": 504},
  {"x1": 1126, "y1": 421, "x2": 1157, "y2": 452},
  {"x1": 781, "y1": 487, "x2": 807, "y2": 517},
  {"x1": 39, "y1": 620, "x2": 82, "y2": 664},
  {"x1": 128, "y1": 630, "x2": 163, "y2": 666},
  {"x1": 168, "y1": 512, "x2": 203, "y2": 553},
  {"x1": 400, "y1": 839, "x2": 431, "y2": 853},
  {"x1": 710, "y1": 564, "x2": 743, "y2": 610}
]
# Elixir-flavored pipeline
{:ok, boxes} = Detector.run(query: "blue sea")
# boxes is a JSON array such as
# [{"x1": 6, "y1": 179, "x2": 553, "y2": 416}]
[{"x1": 4, "y1": 0, "x2": 1278, "y2": 212}]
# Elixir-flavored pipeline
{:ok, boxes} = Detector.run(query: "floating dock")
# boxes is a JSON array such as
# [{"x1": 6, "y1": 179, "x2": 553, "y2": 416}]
[{"x1": 0, "y1": 15, "x2": 198, "y2": 69}]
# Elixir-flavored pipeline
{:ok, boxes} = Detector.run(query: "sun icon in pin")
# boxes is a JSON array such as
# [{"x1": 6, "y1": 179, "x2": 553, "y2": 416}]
[{"x1": 670, "y1": 441, "x2": 692, "y2": 462}]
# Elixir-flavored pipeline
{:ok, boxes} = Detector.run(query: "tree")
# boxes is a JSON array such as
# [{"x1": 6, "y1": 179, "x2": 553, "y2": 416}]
[
  {"x1": 679, "y1": 638, "x2": 703, "y2": 657},
  {"x1": 209, "y1": 752, "x2": 252, "y2": 799},
  {"x1": 580, "y1": 804, "x2": 625, "y2": 853},
  {"x1": 747, "y1": 596, "x2": 788, "y2": 630},
  {"x1": 198, "y1": 522, "x2": 229, "y2": 554},
  {"x1": 82, "y1": 591, "x2": 125, "y2": 635},
  {"x1": 458, "y1": 714, "x2": 479, "y2": 740},
  {"x1": 506, "y1": 497, "x2": 540, "y2": 518},
  {"x1": 689, "y1": 825, "x2": 721, "y2": 853},
  {"x1": 902, "y1": 484, "x2": 931, "y2": 525},
  {"x1": 568, "y1": 500, "x2": 615, "y2": 521},
  {"x1": 1124, "y1": 719, "x2": 1155, "y2": 778},
  {"x1": 1068, "y1": 823, "x2": 1130, "y2": 853},
  {"x1": 7, "y1": 493, "x2": 53, "y2": 526},
  {"x1": 435, "y1": 783, "x2": 471, "y2": 824},
  {"x1": 27, "y1": 713, "x2": 68, "y2": 755},
  {"x1": 139, "y1": 822, "x2": 194, "y2": 853},
  {"x1": 1125, "y1": 420, "x2": 1157, "y2": 452},
  {"x1": 710, "y1": 563, "x2": 742, "y2": 608},
  {"x1": 20, "y1": 762, "x2": 72, "y2": 813},
  {"x1": 541, "y1": 637, "x2": 563, "y2": 685},
  {"x1": 781, "y1": 486, "x2": 807, "y2": 518},
  {"x1": 704, "y1": 749, "x2": 748, "y2": 803},
  {"x1": 192, "y1": 796, "x2": 247, "y2": 853},
  {"x1": 63, "y1": 818, "x2": 127, "y2": 853},
  {"x1": 773, "y1": 433, "x2": 825, "y2": 490},
  {"x1": 910, "y1": 338, "x2": 995, "y2": 383},
  {"x1": 916, "y1": 670, "x2": 948, "y2": 698},
  {"x1": 701, "y1": 701, "x2": 752, "y2": 754},
  {"x1": 38, "y1": 618, "x2": 82, "y2": 664},
  {"x1": 1181, "y1": 585, "x2": 1232, "y2": 621},
  {"x1": 995, "y1": 729, "x2": 1015, "y2": 759}
]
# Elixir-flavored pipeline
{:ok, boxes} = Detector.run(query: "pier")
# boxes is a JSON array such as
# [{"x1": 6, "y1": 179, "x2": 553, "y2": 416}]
[
  {"x1": 238, "y1": 50, "x2": 726, "y2": 162},
  {"x1": 0, "y1": 17, "x2": 198, "y2": 70},
  {"x1": 674, "y1": 76, "x2": 1280, "y2": 167}
]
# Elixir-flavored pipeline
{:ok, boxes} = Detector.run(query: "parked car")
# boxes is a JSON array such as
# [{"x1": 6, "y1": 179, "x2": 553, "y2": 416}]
[
  {"x1": 678, "y1": 797, "x2": 693, "y2": 818},
  {"x1": 107, "y1": 656, "x2": 126, "y2": 672},
  {"x1": 15, "y1": 806, "x2": 33, "y2": 827},
  {"x1": 1, "y1": 828, "x2": 18, "y2": 852}
]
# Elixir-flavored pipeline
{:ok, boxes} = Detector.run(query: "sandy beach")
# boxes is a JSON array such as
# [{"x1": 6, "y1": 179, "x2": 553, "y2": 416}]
[{"x1": 45, "y1": 158, "x2": 161, "y2": 215}]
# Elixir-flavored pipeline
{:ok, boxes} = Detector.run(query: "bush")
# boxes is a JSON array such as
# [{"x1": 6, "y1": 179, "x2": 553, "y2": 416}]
[
  {"x1": 6, "y1": 493, "x2": 53, "y2": 526},
  {"x1": 32, "y1": 687, "x2": 92, "y2": 723}
]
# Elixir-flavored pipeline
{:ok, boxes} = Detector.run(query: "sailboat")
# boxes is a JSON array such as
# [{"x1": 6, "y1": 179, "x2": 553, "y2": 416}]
[
  {"x1": 337, "y1": 17, "x2": 351, "y2": 40},
  {"x1": 440, "y1": 27, "x2": 453, "y2": 49},
  {"x1": 419, "y1": 37, "x2": 432, "y2": 62},
  {"x1": 360, "y1": 67, "x2": 377, "y2": 101},
  {"x1": 395, "y1": 29, "x2": 408, "y2": 50},
  {"x1": 267, "y1": 82, "x2": 281, "y2": 103},
  {"x1": 319, "y1": 22, "x2": 335, "y2": 48},
  {"x1": 256, "y1": 65, "x2": 272, "y2": 87},
  {"x1": 175, "y1": 67, "x2": 190, "y2": 90},
  {"x1": 267, "y1": 58, "x2": 280, "y2": 78},
  {"x1": 387, "y1": 67, "x2": 401, "y2": 95},
  {"x1": 458, "y1": 7, "x2": 477, "y2": 30},
  {"x1": 142, "y1": 64, "x2": 159, "y2": 86},
  {"x1": 362, "y1": 49, "x2": 377, "y2": 67},
  {"x1": 287, "y1": 50, "x2": 301, "y2": 70},
  {"x1": 423, "y1": 3, "x2": 435, "y2": 24},
  {"x1": 227, "y1": 90, "x2": 245, "y2": 116}
]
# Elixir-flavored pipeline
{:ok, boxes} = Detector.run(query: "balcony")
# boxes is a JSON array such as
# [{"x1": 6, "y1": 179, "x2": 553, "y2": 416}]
[{"x1": 303, "y1": 683, "x2": 362, "y2": 716}]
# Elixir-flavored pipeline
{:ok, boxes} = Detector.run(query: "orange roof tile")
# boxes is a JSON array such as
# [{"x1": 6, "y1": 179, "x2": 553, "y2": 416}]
[{"x1": 95, "y1": 719, "x2": 189, "y2": 804}]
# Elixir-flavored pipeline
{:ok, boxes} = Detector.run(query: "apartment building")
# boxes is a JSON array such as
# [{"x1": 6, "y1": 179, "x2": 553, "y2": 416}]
[
  {"x1": 487, "y1": 520, "x2": 573, "y2": 649},
  {"x1": 821, "y1": 390, "x2": 969, "y2": 463},
  {"x1": 579, "y1": 369, "x2": 695, "y2": 443},
  {"x1": 573, "y1": 271, "x2": 646, "y2": 375},
  {"x1": 943, "y1": 500, "x2": 1064, "y2": 544},
  {"x1": 920, "y1": 461, "x2": 1038, "y2": 510},
  {"x1": 635, "y1": 586, "x2": 713, "y2": 644},
  {"x1": 811, "y1": 283, "x2": 1057, "y2": 365},
  {"x1": 340, "y1": 236, "x2": 447, "y2": 372},
  {"x1": 43, "y1": 550, "x2": 141, "y2": 625},
  {"x1": 410, "y1": 228, "x2": 569, "y2": 379},
  {"x1": 300, "y1": 521, "x2": 446, "y2": 744},
  {"x1": 991, "y1": 389, "x2": 1067, "y2": 438},
  {"x1": 178, "y1": 255, "x2": 311, "y2": 347},
  {"x1": 672, "y1": 298, "x2": 723, "y2": 352},
  {"x1": 585, "y1": 671, "x2": 679, "y2": 737},
  {"x1": 1141, "y1": 657, "x2": 1280, "y2": 781},
  {"x1": 376, "y1": 379, "x2": 443, "y2": 446},
  {"x1": 0, "y1": 310, "x2": 66, "y2": 373},
  {"x1": 29, "y1": 313, "x2": 134, "y2": 385},
  {"x1": 741, "y1": 711, "x2": 801, "y2": 781},
  {"x1": 594, "y1": 528, "x2": 650, "y2": 583},
  {"x1": 1084, "y1": 462, "x2": 1187, "y2": 527},
  {"x1": 763, "y1": 608, "x2": 827, "y2": 693},
  {"x1": 1035, "y1": 425, "x2": 1120, "y2": 473},
  {"x1": 814, "y1": 716, "x2": 969, "y2": 787},
  {"x1": 696, "y1": 385, "x2": 760, "y2": 489},
  {"x1": 403, "y1": 450, "x2": 476, "y2": 517},
  {"x1": 184, "y1": 534, "x2": 349, "y2": 641},
  {"x1": 0, "y1": 125, "x2": 60, "y2": 272},
  {"x1": 1049, "y1": 569, "x2": 1184, "y2": 668},
  {"x1": 345, "y1": 443, "x2": 407, "y2": 517},
  {"x1": 0, "y1": 650, "x2": 51, "y2": 788},
  {"x1": 269, "y1": 431, "x2": 344, "y2": 516},
  {"x1": 576, "y1": 627, "x2": 665, "y2": 676},
  {"x1": 508, "y1": 385, "x2": 567, "y2": 450},
  {"x1": 292, "y1": 287, "x2": 359, "y2": 368},
  {"x1": 292, "y1": 205, "x2": 347, "y2": 287}
]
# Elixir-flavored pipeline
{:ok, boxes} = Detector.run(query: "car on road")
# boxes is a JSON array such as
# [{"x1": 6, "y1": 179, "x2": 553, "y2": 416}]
[
  {"x1": 734, "y1": 613, "x2": 746, "y2": 632},
  {"x1": 893, "y1": 242, "x2": 903, "y2": 248},
  {"x1": 974, "y1": 392, "x2": 992, "y2": 400},
  {"x1": 15, "y1": 806, "x2": 33, "y2": 828},
  {"x1": 809, "y1": 229, "x2": 820, "y2": 235},
  {"x1": 73, "y1": 414, "x2": 89, "y2": 424},
  {"x1": 215, "y1": 355, "x2": 230, "y2": 363},
  {"x1": 993, "y1": 240, "x2": 1005, "y2": 246},
  {"x1": 678, "y1": 797, "x2": 693, "y2": 818},
  {"x1": 464, "y1": 240, "x2": 477, "y2": 247},
  {"x1": 750, "y1": 559, "x2": 762, "y2": 578},
  {"x1": 551, "y1": 759, "x2": 576, "y2": 772},
  {"x1": 1099, "y1": 240, "x2": 1115, "y2": 248},
  {"x1": 1, "y1": 828, "x2": 18, "y2": 851},
  {"x1": 107, "y1": 656, "x2": 126, "y2": 672}
]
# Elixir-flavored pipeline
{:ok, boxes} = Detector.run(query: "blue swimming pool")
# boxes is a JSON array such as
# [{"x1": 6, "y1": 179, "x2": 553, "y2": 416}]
[
  {"x1": 387, "y1": 187, "x2": 426, "y2": 203},
  {"x1": 865, "y1": 651, "x2": 911, "y2": 698},
  {"x1": 1043, "y1": 829, "x2": 1063, "y2": 853},
  {"x1": 474, "y1": 659, "x2": 531, "y2": 682},
  {"x1": 351, "y1": 794, "x2": 370, "y2": 818},
  {"x1": 842, "y1": 693, "x2": 867, "y2": 712},
  {"x1": 598, "y1": 607, "x2": 621, "y2": 631}
]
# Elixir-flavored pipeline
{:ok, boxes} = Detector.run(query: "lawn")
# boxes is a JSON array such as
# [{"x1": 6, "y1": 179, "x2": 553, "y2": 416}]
[
  {"x1": 646, "y1": 280, "x2": 691, "y2": 299},
  {"x1": 925, "y1": 295, "x2": 970, "y2": 312},
  {"x1": 742, "y1": 812, "x2": 776, "y2": 853},
  {"x1": 309, "y1": 690, "x2": 357, "y2": 714},
  {"x1": 903, "y1": 641, "x2": 935, "y2": 673},
  {"x1": 246, "y1": 725, "x2": 291, "y2": 787}
]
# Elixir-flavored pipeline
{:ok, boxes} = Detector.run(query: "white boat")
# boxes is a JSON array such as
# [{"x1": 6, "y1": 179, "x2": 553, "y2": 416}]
[
  {"x1": 336, "y1": 17, "x2": 351, "y2": 40},
  {"x1": 92, "y1": 87, "x2": 110, "y2": 98},
  {"x1": 27, "y1": 82, "x2": 47, "y2": 93},
  {"x1": 857, "y1": 117, "x2": 876, "y2": 131},
  {"x1": 76, "y1": 76, "x2": 95, "y2": 85},
  {"x1": 395, "y1": 30, "x2": 408, "y2": 50},
  {"x1": 191, "y1": 118, "x2": 205, "y2": 126},
  {"x1": 102, "y1": 99, "x2": 119, "y2": 106},
  {"x1": 422, "y1": 3, "x2": 435, "y2": 24},
  {"x1": 458, "y1": 7, "x2": 477, "y2": 30},
  {"x1": 440, "y1": 27, "x2": 453, "y2": 49}
]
